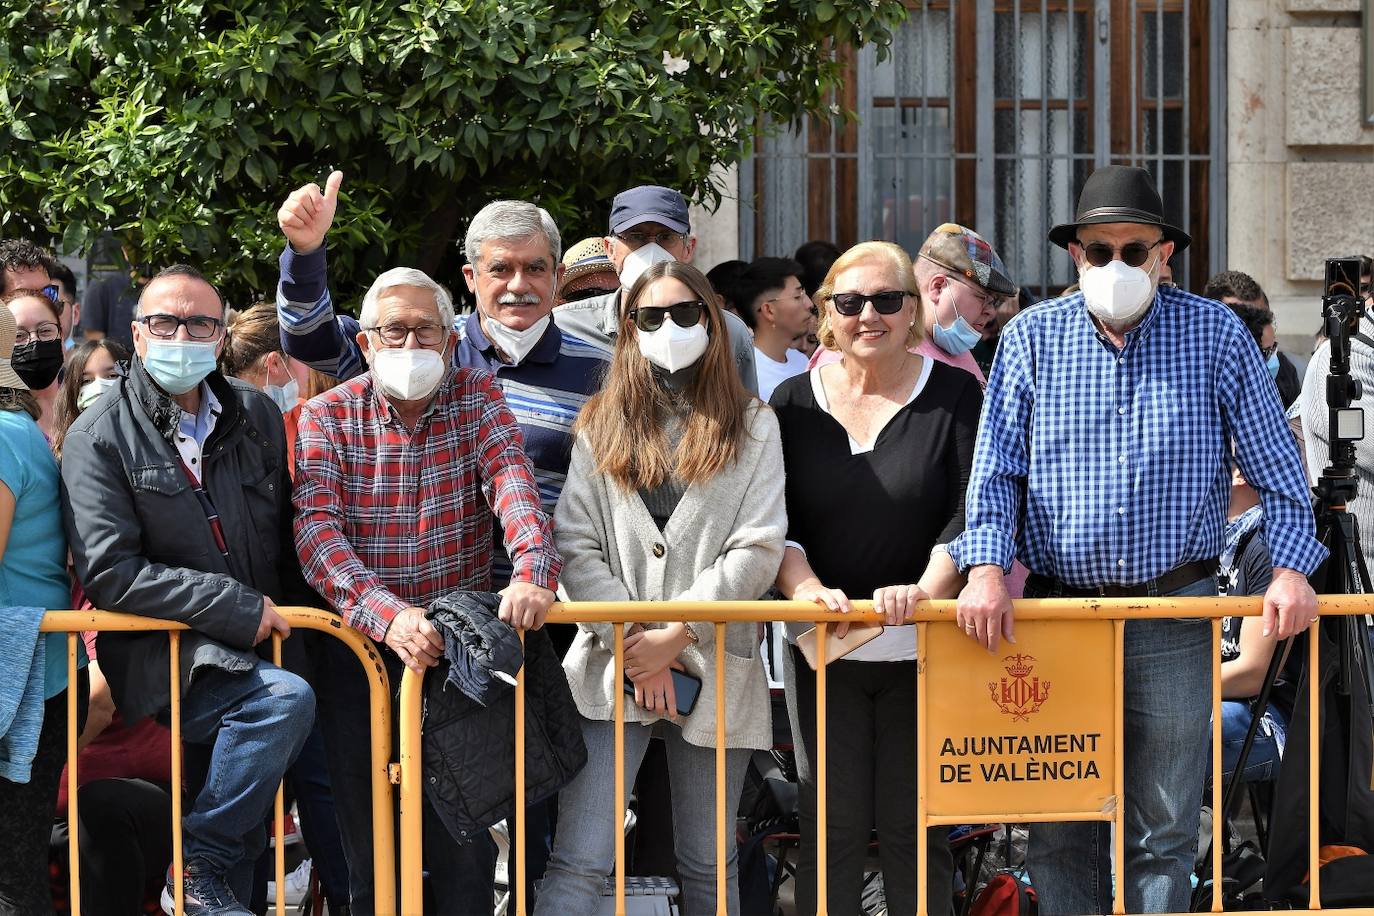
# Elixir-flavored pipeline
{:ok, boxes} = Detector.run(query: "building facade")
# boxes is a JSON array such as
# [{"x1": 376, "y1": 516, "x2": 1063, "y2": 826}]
[{"x1": 691, "y1": 0, "x2": 1373, "y2": 350}]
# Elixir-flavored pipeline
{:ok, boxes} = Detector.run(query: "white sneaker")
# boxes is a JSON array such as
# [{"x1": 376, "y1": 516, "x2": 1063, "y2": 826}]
[{"x1": 265, "y1": 858, "x2": 312, "y2": 907}]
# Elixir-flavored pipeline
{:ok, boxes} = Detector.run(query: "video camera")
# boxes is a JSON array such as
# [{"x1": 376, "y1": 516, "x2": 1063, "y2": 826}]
[{"x1": 1315, "y1": 256, "x2": 1370, "y2": 505}]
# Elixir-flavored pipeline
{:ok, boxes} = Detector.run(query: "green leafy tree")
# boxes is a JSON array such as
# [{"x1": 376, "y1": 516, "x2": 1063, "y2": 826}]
[{"x1": 0, "y1": 1, "x2": 904, "y2": 306}]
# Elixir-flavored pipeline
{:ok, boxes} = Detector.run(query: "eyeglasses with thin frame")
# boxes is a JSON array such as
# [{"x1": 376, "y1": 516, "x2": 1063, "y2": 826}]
[
  {"x1": 1078, "y1": 239, "x2": 1161, "y2": 269},
  {"x1": 40, "y1": 284, "x2": 61, "y2": 305},
  {"x1": 136, "y1": 313, "x2": 225, "y2": 339},
  {"x1": 1261, "y1": 341, "x2": 1279, "y2": 359},
  {"x1": 364, "y1": 323, "x2": 447, "y2": 347},
  {"x1": 615, "y1": 229, "x2": 685, "y2": 250},
  {"x1": 628, "y1": 300, "x2": 705, "y2": 332},
  {"x1": 13, "y1": 321, "x2": 62, "y2": 346},
  {"x1": 764, "y1": 288, "x2": 814, "y2": 312},
  {"x1": 942, "y1": 271, "x2": 1005, "y2": 311},
  {"x1": 829, "y1": 290, "x2": 909, "y2": 317}
]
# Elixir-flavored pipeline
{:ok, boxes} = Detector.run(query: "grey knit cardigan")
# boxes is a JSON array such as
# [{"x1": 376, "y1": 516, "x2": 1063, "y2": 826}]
[{"x1": 553, "y1": 402, "x2": 785, "y2": 749}]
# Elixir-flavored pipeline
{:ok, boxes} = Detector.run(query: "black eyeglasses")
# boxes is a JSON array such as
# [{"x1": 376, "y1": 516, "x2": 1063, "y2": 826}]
[
  {"x1": 628, "y1": 300, "x2": 705, "y2": 332},
  {"x1": 829, "y1": 290, "x2": 909, "y2": 317},
  {"x1": 615, "y1": 230, "x2": 685, "y2": 250},
  {"x1": 364, "y1": 323, "x2": 447, "y2": 347},
  {"x1": 137, "y1": 313, "x2": 225, "y2": 339},
  {"x1": 1261, "y1": 342, "x2": 1279, "y2": 358},
  {"x1": 1079, "y1": 240, "x2": 1161, "y2": 268},
  {"x1": 14, "y1": 321, "x2": 61, "y2": 346}
]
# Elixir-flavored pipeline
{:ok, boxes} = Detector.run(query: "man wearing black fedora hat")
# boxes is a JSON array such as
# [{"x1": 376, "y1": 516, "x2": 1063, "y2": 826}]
[{"x1": 948, "y1": 166, "x2": 1325, "y2": 913}]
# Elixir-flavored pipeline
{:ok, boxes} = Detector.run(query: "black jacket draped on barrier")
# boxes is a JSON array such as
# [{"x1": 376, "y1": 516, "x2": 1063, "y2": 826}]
[{"x1": 422, "y1": 591, "x2": 587, "y2": 844}]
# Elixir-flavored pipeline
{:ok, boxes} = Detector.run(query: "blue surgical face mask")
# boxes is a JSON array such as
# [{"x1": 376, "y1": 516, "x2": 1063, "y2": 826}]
[
  {"x1": 1266, "y1": 350, "x2": 1280, "y2": 378},
  {"x1": 142, "y1": 339, "x2": 218, "y2": 395},
  {"x1": 931, "y1": 311, "x2": 983, "y2": 355}
]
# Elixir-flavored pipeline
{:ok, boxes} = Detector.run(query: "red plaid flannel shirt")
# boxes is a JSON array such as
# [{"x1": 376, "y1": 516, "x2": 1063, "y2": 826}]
[{"x1": 293, "y1": 366, "x2": 560, "y2": 642}]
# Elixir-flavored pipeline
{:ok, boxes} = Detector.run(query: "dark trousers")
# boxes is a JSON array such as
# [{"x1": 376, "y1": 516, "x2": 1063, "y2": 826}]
[
  {"x1": 0, "y1": 672, "x2": 88, "y2": 915},
  {"x1": 315, "y1": 635, "x2": 496, "y2": 915},
  {"x1": 65, "y1": 778, "x2": 174, "y2": 916},
  {"x1": 785, "y1": 644, "x2": 953, "y2": 915},
  {"x1": 251, "y1": 721, "x2": 353, "y2": 909}
]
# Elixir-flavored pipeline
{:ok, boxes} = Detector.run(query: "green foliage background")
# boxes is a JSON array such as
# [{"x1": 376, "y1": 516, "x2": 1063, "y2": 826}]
[{"x1": 0, "y1": 1, "x2": 904, "y2": 307}]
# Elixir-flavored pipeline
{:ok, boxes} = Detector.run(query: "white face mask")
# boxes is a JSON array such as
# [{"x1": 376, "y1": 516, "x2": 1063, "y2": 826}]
[
  {"x1": 483, "y1": 313, "x2": 550, "y2": 366},
  {"x1": 77, "y1": 376, "x2": 118, "y2": 411},
  {"x1": 1080, "y1": 258, "x2": 1157, "y2": 326},
  {"x1": 637, "y1": 320, "x2": 709, "y2": 373},
  {"x1": 619, "y1": 242, "x2": 677, "y2": 291},
  {"x1": 370, "y1": 347, "x2": 447, "y2": 401}
]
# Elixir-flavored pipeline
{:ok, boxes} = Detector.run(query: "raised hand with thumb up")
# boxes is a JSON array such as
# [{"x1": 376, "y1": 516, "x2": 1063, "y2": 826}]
[{"x1": 277, "y1": 170, "x2": 343, "y2": 255}]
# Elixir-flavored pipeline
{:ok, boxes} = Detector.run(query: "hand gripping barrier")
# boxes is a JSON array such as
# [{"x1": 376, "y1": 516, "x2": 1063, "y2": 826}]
[
  {"x1": 40, "y1": 607, "x2": 396, "y2": 916},
  {"x1": 396, "y1": 595, "x2": 1374, "y2": 916}
]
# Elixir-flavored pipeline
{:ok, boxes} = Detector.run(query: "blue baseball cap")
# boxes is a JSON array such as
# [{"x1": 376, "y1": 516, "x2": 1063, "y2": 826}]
[{"x1": 609, "y1": 185, "x2": 691, "y2": 235}]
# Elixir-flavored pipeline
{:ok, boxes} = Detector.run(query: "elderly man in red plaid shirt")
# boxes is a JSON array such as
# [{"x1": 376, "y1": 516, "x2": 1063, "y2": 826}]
[{"x1": 292, "y1": 263, "x2": 560, "y2": 915}]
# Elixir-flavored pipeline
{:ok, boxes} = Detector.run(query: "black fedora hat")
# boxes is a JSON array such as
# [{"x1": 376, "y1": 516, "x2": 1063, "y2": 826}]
[{"x1": 1048, "y1": 165, "x2": 1190, "y2": 252}]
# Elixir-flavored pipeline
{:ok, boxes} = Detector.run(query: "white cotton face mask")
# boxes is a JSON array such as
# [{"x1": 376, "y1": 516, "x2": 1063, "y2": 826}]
[
  {"x1": 370, "y1": 347, "x2": 447, "y2": 401},
  {"x1": 619, "y1": 243, "x2": 677, "y2": 291},
  {"x1": 1080, "y1": 258, "x2": 1157, "y2": 326},
  {"x1": 637, "y1": 320, "x2": 709, "y2": 373},
  {"x1": 483, "y1": 313, "x2": 550, "y2": 366}
]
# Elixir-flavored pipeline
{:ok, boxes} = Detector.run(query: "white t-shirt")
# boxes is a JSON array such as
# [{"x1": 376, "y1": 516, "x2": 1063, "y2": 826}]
[{"x1": 754, "y1": 346, "x2": 810, "y2": 402}]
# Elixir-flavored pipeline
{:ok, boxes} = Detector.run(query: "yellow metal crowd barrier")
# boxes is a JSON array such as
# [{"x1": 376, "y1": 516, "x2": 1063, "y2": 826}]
[
  {"x1": 391, "y1": 595, "x2": 1374, "y2": 916},
  {"x1": 39, "y1": 607, "x2": 396, "y2": 916},
  {"x1": 39, "y1": 598, "x2": 1374, "y2": 916}
]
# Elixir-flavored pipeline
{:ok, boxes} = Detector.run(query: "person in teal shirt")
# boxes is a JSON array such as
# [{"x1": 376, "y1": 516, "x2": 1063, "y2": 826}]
[{"x1": 0, "y1": 295, "x2": 86, "y2": 914}]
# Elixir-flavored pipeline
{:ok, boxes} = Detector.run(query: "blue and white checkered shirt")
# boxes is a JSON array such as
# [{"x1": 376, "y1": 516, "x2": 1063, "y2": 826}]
[{"x1": 947, "y1": 286, "x2": 1326, "y2": 587}]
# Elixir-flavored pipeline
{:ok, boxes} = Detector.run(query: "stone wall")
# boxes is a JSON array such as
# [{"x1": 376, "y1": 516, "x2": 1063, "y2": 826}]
[
  {"x1": 688, "y1": 163, "x2": 742, "y2": 271},
  {"x1": 1229, "y1": 0, "x2": 1372, "y2": 350}
]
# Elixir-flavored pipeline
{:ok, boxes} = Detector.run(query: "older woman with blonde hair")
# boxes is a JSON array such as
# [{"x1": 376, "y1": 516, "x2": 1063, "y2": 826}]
[
  {"x1": 770, "y1": 241, "x2": 981, "y2": 914},
  {"x1": 537, "y1": 260, "x2": 785, "y2": 915}
]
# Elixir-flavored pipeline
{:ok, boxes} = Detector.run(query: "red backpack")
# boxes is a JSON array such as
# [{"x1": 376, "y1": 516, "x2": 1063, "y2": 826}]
[{"x1": 970, "y1": 873, "x2": 1037, "y2": 916}]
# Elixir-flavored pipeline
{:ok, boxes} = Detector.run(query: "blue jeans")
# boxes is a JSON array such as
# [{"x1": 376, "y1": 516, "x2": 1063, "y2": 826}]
[
  {"x1": 1216, "y1": 700, "x2": 1286, "y2": 783},
  {"x1": 534, "y1": 716, "x2": 750, "y2": 916},
  {"x1": 179, "y1": 661, "x2": 314, "y2": 899},
  {"x1": 1026, "y1": 575, "x2": 1215, "y2": 915}
]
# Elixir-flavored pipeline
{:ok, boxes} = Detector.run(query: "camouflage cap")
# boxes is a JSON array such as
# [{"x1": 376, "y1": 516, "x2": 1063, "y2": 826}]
[{"x1": 919, "y1": 223, "x2": 1018, "y2": 298}]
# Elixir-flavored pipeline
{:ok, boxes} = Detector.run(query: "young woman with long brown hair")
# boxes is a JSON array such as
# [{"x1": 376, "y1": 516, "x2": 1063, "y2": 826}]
[{"x1": 535, "y1": 261, "x2": 786, "y2": 916}]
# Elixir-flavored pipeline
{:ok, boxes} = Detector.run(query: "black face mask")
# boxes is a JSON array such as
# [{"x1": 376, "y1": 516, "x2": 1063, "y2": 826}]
[{"x1": 11, "y1": 339, "x2": 65, "y2": 390}]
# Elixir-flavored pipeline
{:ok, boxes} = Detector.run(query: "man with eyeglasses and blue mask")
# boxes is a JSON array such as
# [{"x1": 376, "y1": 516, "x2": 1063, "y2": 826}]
[
  {"x1": 948, "y1": 165, "x2": 1326, "y2": 915},
  {"x1": 552, "y1": 184, "x2": 759, "y2": 394},
  {"x1": 59, "y1": 265, "x2": 317, "y2": 916}
]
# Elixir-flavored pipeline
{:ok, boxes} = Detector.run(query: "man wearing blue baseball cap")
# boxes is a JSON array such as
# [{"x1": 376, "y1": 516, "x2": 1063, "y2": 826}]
[{"x1": 553, "y1": 185, "x2": 759, "y2": 394}]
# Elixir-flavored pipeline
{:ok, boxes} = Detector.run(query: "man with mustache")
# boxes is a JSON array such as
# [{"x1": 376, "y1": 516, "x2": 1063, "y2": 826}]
[{"x1": 276, "y1": 178, "x2": 605, "y2": 910}]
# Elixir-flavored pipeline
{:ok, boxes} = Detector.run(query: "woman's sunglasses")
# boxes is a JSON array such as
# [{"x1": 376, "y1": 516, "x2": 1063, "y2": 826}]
[
  {"x1": 829, "y1": 290, "x2": 909, "y2": 317},
  {"x1": 628, "y1": 300, "x2": 705, "y2": 332},
  {"x1": 1079, "y1": 240, "x2": 1160, "y2": 268}
]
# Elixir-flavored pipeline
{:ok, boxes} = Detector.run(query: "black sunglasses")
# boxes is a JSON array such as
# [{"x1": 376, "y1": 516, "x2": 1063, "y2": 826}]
[
  {"x1": 830, "y1": 290, "x2": 909, "y2": 317},
  {"x1": 1079, "y1": 240, "x2": 1160, "y2": 269},
  {"x1": 628, "y1": 300, "x2": 705, "y2": 332}
]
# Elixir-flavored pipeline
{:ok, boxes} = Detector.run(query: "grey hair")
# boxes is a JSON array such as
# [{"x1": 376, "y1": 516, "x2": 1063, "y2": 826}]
[
  {"x1": 137, "y1": 264, "x2": 228, "y2": 319},
  {"x1": 358, "y1": 267, "x2": 455, "y2": 330},
  {"x1": 463, "y1": 200, "x2": 561, "y2": 265}
]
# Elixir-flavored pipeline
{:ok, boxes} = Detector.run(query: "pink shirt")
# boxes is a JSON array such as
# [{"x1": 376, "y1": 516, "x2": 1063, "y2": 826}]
[{"x1": 806, "y1": 339, "x2": 1031, "y2": 597}]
